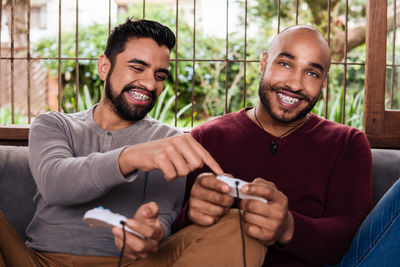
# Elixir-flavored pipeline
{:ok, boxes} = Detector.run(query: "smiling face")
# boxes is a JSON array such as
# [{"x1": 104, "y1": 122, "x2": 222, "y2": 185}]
[
  {"x1": 258, "y1": 26, "x2": 331, "y2": 123},
  {"x1": 99, "y1": 37, "x2": 171, "y2": 122}
]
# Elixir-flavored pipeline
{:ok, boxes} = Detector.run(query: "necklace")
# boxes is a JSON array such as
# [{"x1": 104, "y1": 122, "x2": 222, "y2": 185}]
[{"x1": 253, "y1": 107, "x2": 309, "y2": 154}]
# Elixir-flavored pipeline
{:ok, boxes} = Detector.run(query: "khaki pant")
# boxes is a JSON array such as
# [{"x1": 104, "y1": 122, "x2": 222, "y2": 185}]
[{"x1": 0, "y1": 210, "x2": 267, "y2": 267}]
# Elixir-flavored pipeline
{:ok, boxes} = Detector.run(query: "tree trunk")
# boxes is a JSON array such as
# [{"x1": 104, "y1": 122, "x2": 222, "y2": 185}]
[
  {"x1": 330, "y1": 4, "x2": 400, "y2": 61},
  {"x1": 3, "y1": 0, "x2": 28, "y2": 49}
]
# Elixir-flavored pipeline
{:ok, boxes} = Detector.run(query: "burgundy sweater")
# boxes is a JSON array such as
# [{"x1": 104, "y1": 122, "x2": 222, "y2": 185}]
[{"x1": 173, "y1": 108, "x2": 373, "y2": 267}]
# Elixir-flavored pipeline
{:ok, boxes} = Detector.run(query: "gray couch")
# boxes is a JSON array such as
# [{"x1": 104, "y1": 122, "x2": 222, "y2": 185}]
[{"x1": 1, "y1": 145, "x2": 400, "y2": 241}]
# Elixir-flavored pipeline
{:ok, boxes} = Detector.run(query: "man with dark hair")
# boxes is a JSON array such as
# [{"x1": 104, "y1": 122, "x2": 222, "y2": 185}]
[{"x1": 0, "y1": 18, "x2": 223, "y2": 266}]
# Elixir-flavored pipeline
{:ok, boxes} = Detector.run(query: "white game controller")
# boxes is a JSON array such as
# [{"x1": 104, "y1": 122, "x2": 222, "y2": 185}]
[
  {"x1": 83, "y1": 206, "x2": 145, "y2": 239},
  {"x1": 217, "y1": 175, "x2": 268, "y2": 203}
]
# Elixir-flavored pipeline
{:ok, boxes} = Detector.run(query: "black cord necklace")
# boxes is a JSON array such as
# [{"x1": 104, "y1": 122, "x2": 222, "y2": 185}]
[{"x1": 253, "y1": 107, "x2": 308, "y2": 154}]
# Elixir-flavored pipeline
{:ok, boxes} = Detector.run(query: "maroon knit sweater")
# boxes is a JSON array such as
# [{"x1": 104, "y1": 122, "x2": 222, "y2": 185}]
[{"x1": 173, "y1": 108, "x2": 372, "y2": 267}]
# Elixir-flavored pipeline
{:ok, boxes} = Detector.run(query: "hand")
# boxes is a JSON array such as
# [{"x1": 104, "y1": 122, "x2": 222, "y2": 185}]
[
  {"x1": 240, "y1": 178, "x2": 294, "y2": 246},
  {"x1": 112, "y1": 202, "x2": 164, "y2": 260},
  {"x1": 119, "y1": 133, "x2": 223, "y2": 181},
  {"x1": 188, "y1": 173, "x2": 235, "y2": 226}
]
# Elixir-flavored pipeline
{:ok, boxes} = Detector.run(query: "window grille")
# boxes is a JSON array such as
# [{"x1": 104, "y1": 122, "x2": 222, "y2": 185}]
[{"x1": 0, "y1": 0, "x2": 398, "y2": 147}]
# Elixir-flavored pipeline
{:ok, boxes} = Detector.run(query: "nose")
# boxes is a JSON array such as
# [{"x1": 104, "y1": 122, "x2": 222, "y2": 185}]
[
  {"x1": 284, "y1": 70, "x2": 304, "y2": 92},
  {"x1": 138, "y1": 71, "x2": 157, "y2": 91}
]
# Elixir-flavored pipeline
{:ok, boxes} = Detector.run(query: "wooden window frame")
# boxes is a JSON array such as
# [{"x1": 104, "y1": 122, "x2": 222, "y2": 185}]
[{"x1": 365, "y1": 0, "x2": 400, "y2": 148}]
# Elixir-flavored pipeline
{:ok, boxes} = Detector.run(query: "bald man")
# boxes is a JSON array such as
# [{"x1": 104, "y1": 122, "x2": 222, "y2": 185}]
[{"x1": 172, "y1": 25, "x2": 374, "y2": 266}]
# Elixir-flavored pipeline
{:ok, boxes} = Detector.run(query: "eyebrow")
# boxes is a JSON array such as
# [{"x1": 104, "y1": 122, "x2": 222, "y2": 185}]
[
  {"x1": 278, "y1": 52, "x2": 324, "y2": 72},
  {"x1": 128, "y1": 58, "x2": 170, "y2": 76}
]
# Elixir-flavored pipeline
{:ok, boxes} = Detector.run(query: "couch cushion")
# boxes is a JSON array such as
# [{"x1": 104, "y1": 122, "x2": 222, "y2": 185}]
[
  {"x1": 0, "y1": 145, "x2": 36, "y2": 240},
  {"x1": 0, "y1": 145, "x2": 399, "y2": 240},
  {"x1": 371, "y1": 149, "x2": 400, "y2": 205}
]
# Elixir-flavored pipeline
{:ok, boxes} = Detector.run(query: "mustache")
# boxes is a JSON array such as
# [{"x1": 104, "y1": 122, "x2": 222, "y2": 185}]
[
  {"x1": 269, "y1": 85, "x2": 311, "y2": 102},
  {"x1": 122, "y1": 85, "x2": 157, "y2": 100}
]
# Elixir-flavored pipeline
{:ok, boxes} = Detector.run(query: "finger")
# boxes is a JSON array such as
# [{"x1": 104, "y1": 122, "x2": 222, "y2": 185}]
[
  {"x1": 188, "y1": 206, "x2": 221, "y2": 226},
  {"x1": 154, "y1": 152, "x2": 178, "y2": 181},
  {"x1": 113, "y1": 227, "x2": 151, "y2": 258},
  {"x1": 181, "y1": 134, "x2": 223, "y2": 175},
  {"x1": 164, "y1": 143, "x2": 191, "y2": 177},
  {"x1": 244, "y1": 223, "x2": 276, "y2": 246},
  {"x1": 135, "y1": 202, "x2": 159, "y2": 221},
  {"x1": 240, "y1": 198, "x2": 270, "y2": 214},
  {"x1": 253, "y1": 178, "x2": 277, "y2": 189},
  {"x1": 172, "y1": 134, "x2": 205, "y2": 171},
  {"x1": 197, "y1": 173, "x2": 230, "y2": 193},
  {"x1": 123, "y1": 238, "x2": 159, "y2": 258},
  {"x1": 124, "y1": 219, "x2": 163, "y2": 240},
  {"x1": 113, "y1": 225, "x2": 159, "y2": 252},
  {"x1": 189, "y1": 197, "x2": 229, "y2": 217},
  {"x1": 241, "y1": 181, "x2": 280, "y2": 202},
  {"x1": 124, "y1": 237, "x2": 159, "y2": 253},
  {"x1": 242, "y1": 210, "x2": 276, "y2": 231},
  {"x1": 192, "y1": 178, "x2": 234, "y2": 206}
]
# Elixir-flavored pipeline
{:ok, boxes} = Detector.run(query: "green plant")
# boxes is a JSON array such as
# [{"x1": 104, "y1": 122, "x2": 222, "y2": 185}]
[
  {"x1": 61, "y1": 85, "x2": 102, "y2": 113},
  {"x1": 0, "y1": 106, "x2": 28, "y2": 125},
  {"x1": 31, "y1": 1, "x2": 371, "y2": 130},
  {"x1": 312, "y1": 84, "x2": 365, "y2": 130},
  {"x1": 149, "y1": 85, "x2": 193, "y2": 127}
]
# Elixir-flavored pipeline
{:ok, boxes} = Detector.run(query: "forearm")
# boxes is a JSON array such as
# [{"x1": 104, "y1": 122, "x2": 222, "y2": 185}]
[
  {"x1": 30, "y1": 147, "x2": 138, "y2": 205},
  {"x1": 29, "y1": 114, "x2": 138, "y2": 205},
  {"x1": 276, "y1": 211, "x2": 365, "y2": 264}
]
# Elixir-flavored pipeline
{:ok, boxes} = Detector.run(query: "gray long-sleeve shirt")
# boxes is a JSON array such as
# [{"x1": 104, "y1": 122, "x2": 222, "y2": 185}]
[{"x1": 26, "y1": 106, "x2": 186, "y2": 256}]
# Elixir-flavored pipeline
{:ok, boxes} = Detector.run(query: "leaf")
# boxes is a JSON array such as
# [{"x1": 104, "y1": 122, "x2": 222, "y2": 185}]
[
  {"x1": 171, "y1": 103, "x2": 192, "y2": 125},
  {"x1": 83, "y1": 85, "x2": 93, "y2": 108}
]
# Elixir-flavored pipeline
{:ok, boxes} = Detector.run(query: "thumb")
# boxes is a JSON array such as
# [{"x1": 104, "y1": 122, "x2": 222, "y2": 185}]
[{"x1": 135, "y1": 202, "x2": 159, "y2": 221}]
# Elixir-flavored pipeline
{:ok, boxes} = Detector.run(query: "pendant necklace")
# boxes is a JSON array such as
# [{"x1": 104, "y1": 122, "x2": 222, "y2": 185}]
[{"x1": 253, "y1": 107, "x2": 309, "y2": 154}]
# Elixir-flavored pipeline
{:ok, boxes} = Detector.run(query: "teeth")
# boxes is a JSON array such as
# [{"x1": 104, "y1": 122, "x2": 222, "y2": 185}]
[
  {"x1": 129, "y1": 91, "x2": 150, "y2": 101},
  {"x1": 277, "y1": 92, "x2": 299, "y2": 105}
]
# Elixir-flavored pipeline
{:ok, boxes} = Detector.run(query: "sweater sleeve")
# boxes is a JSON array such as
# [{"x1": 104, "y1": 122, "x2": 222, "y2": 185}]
[
  {"x1": 28, "y1": 113, "x2": 138, "y2": 206},
  {"x1": 276, "y1": 131, "x2": 373, "y2": 264}
]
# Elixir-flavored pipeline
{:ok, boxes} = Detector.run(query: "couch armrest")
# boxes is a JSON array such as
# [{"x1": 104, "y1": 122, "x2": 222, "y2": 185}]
[
  {"x1": 0, "y1": 145, "x2": 36, "y2": 240},
  {"x1": 371, "y1": 149, "x2": 400, "y2": 206}
]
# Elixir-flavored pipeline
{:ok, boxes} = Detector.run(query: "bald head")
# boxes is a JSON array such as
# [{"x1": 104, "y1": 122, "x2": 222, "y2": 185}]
[{"x1": 267, "y1": 25, "x2": 331, "y2": 74}]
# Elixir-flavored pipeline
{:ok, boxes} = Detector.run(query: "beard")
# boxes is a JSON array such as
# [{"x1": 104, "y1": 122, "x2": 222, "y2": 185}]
[
  {"x1": 258, "y1": 77, "x2": 320, "y2": 123},
  {"x1": 104, "y1": 72, "x2": 157, "y2": 122}
]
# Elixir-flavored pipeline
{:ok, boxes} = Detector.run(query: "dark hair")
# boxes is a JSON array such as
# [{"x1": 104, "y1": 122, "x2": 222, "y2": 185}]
[{"x1": 104, "y1": 18, "x2": 176, "y2": 66}]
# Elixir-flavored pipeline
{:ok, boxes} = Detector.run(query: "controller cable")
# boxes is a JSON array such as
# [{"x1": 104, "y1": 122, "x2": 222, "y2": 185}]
[
  {"x1": 117, "y1": 221, "x2": 127, "y2": 267},
  {"x1": 116, "y1": 186, "x2": 247, "y2": 267},
  {"x1": 235, "y1": 181, "x2": 247, "y2": 267}
]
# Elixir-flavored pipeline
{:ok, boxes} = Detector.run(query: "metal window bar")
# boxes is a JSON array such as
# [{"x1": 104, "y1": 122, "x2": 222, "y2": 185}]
[
  {"x1": 174, "y1": 0, "x2": 179, "y2": 124},
  {"x1": 191, "y1": 0, "x2": 196, "y2": 127},
  {"x1": 75, "y1": 0, "x2": 79, "y2": 112},
  {"x1": 243, "y1": 0, "x2": 248, "y2": 108},
  {"x1": 10, "y1": 0, "x2": 15, "y2": 123},
  {"x1": 342, "y1": 0, "x2": 349, "y2": 124},
  {"x1": 389, "y1": 0, "x2": 397, "y2": 109},
  {"x1": 225, "y1": 0, "x2": 229, "y2": 115},
  {"x1": 27, "y1": 0, "x2": 31, "y2": 123},
  {"x1": 57, "y1": 0, "x2": 62, "y2": 112},
  {"x1": 0, "y1": 0, "x2": 367, "y2": 128},
  {"x1": 325, "y1": 0, "x2": 331, "y2": 119}
]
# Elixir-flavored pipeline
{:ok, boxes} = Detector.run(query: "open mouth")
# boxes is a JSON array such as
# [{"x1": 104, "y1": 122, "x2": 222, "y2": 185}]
[
  {"x1": 277, "y1": 92, "x2": 300, "y2": 105},
  {"x1": 128, "y1": 90, "x2": 151, "y2": 102}
]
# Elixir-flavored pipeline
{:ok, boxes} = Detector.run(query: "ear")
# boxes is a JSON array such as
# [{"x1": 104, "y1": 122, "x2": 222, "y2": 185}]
[
  {"x1": 260, "y1": 51, "x2": 268, "y2": 73},
  {"x1": 97, "y1": 54, "x2": 111, "y2": 81}
]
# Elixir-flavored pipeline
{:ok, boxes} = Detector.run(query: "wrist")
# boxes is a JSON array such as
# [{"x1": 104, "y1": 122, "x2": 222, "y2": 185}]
[
  {"x1": 277, "y1": 211, "x2": 294, "y2": 245},
  {"x1": 118, "y1": 146, "x2": 138, "y2": 176}
]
